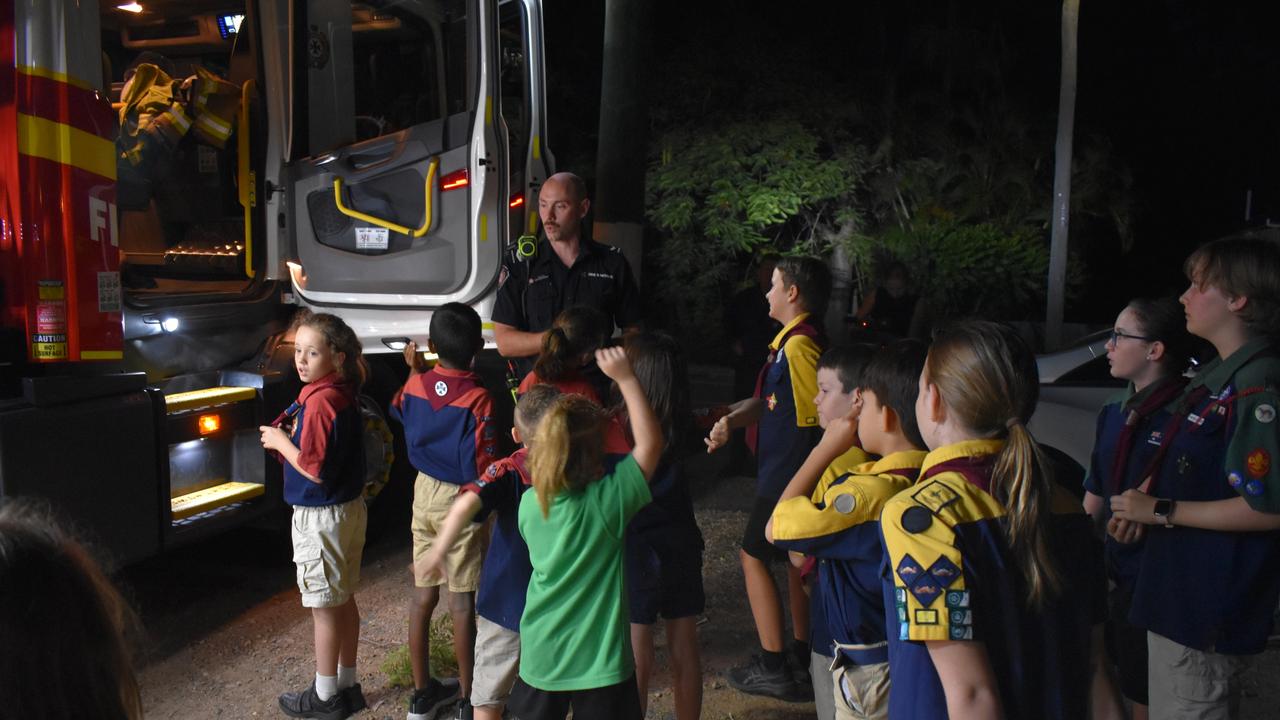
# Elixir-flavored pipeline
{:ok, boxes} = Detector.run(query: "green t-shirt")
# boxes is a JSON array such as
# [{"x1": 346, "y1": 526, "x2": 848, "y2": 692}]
[{"x1": 517, "y1": 454, "x2": 651, "y2": 690}]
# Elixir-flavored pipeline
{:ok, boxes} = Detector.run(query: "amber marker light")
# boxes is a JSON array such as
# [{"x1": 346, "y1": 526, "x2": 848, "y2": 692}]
[
  {"x1": 440, "y1": 169, "x2": 469, "y2": 191},
  {"x1": 198, "y1": 414, "x2": 221, "y2": 435},
  {"x1": 509, "y1": 193, "x2": 524, "y2": 208}
]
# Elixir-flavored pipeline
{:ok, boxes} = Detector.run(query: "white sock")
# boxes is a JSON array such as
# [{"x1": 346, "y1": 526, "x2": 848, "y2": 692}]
[
  {"x1": 315, "y1": 672, "x2": 339, "y2": 701},
  {"x1": 337, "y1": 664, "x2": 357, "y2": 690}
]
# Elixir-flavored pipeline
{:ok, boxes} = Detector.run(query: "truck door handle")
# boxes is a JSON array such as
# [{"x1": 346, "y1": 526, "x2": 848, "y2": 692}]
[{"x1": 331, "y1": 157, "x2": 440, "y2": 238}]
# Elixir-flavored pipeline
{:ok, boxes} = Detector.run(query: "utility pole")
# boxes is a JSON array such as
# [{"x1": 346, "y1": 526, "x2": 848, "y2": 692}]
[
  {"x1": 1046, "y1": 0, "x2": 1080, "y2": 350},
  {"x1": 593, "y1": 0, "x2": 650, "y2": 283}
]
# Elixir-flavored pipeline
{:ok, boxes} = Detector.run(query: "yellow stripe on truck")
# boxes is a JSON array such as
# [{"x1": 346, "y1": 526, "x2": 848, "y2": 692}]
[{"x1": 16, "y1": 113, "x2": 116, "y2": 180}]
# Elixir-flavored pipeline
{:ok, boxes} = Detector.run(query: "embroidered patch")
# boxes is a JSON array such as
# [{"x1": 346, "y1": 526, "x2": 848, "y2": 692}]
[
  {"x1": 901, "y1": 506, "x2": 932, "y2": 533},
  {"x1": 434, "y1": 380, "x2": 448, "y2": 396},
  {"x1": 927, "y1": 557, "x2": 962, "y2": 587},
  {"x1": 1228, "y1": 472, "x2": 1243, "y2": 488},
  {"x1": 1147, "y1": 430, "x2": 1164, "y2": 447},
  {"x1": 949, "y1": 626, "x2": 974, "y2": 640},
  {"x1": 1256, "y1": 404, "x2": 1276, "y2": 424},
  {"x1": 767, "y1": 392, "x2": 778, "y2": 411},
  {"x1": 487, "y1": 464, "x2": 500, "y2": 478},
  {"x1": 914, "y1": 609, "x2": 939, "y2": 625},
  {"x1": 1247, "y1": 449, "x2": 1271, "y2": 479},
  {"x1": 909, "y1": 581, "x2": 942, "y2": 608},
  {"x1": 896, "y1": 555, "x2": 924, "y2": 583},
  {"x1": 912, "y1": 481, "x2": 960, "y2": 513},
  {"x1": 833, "y1": 493, "x2": 857, "y2": 514},
  {"x1": 1246, "y1": 480, "x2": 1266, "y2": 497},
  {"x1": 950, "y1": 609, "x2": 972, "y2": 625},
  {"x1": 945, "y1": 590, "x2": 970, "y2": 609}
]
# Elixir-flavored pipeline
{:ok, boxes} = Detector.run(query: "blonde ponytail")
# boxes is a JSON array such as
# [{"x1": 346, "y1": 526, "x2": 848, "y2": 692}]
[
  {"x1": 992, "y1": 421, "x2": 1062, "y2": 607},
  {"x1": 927, "y1": 320, "x2": 1063, "y2": 609},
  {"x1": 527, "y1": 394, "x2": 606, "y2": 518}
]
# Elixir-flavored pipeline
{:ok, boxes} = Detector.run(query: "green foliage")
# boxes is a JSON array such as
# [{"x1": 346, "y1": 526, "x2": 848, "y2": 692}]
[
  {"x1": 380, "y1": 617, "x2": 458, "y2": 690},
  {"x1": 647, "y1": 117, "x2": 869, "y2": 344},
  {"x1": 842, "y1": 220, "x2": 1083, "y2": 321}
]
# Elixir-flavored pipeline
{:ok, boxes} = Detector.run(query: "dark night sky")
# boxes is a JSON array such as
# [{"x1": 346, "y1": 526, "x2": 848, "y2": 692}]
[{"x1": 542, "y1": 1, "x2": 1280, "y2": 322}]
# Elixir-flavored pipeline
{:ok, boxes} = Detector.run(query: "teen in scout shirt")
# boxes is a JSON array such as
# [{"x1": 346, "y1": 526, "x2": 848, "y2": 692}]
[{"x1": 1111, "y1": 235, "x2": 1280, "y2": 719}]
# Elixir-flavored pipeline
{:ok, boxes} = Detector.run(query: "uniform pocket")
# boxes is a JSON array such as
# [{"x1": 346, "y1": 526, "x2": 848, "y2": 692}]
[
  {"x1": 1168, "y1": 644, "x2": 1231, "y2": 706},
  {"x1": 293, "y1": 542, "x2": 329, "y2": 594}
]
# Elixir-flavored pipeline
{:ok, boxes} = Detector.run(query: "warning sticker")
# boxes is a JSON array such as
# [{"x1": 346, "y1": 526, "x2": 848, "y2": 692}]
[
  {"x1": 33, "y1": 333, "x2": 67, "y2": 360},
  {"x1": 356, "y1": 227, "x2": 389, "y2": 250},
  {"x1": 37, "y1": 279, "x2": 65, "y2": 300},
  {"x1": 98, "y1": 272, "x2": 122, "y2": 312}
]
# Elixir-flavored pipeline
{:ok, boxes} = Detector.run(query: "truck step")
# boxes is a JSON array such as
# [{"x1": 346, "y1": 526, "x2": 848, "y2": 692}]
[
  {"x1": 171, "y1": 481, "x2": 264, "y2": 520},
  {"x1": 165, "y1": 386, "x2": 257, "y2": 414}
]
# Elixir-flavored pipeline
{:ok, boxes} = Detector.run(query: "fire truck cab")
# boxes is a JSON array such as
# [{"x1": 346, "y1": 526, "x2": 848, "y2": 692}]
[{"x1": 0, "y1": 0, "x2": 551, "y2": 564}]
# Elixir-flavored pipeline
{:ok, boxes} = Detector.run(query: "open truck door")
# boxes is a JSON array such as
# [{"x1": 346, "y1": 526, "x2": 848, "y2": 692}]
[{"x1": 282, "y1": 0, "x2": 549, "y2": 352}]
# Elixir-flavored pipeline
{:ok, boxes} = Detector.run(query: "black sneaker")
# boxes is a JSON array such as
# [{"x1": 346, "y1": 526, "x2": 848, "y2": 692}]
[
  {"x1": 279, "y1": 682, "x2": 351, "y2": 720},
  {"x1": 726, "y1": 654, "x2": 804, "y2": 702},
  {"x1": 788, "y1": 649, "x2": 814, "y2": 698},
  {"x1": 453, "y1": 698, "x2": 473, "y2": 720},
  {"x1": 408, "y1": 677, "x2": 461, "y2": 719},
  {"x1": 343, "y1": 683, "x2": 368, "y2": 714}
]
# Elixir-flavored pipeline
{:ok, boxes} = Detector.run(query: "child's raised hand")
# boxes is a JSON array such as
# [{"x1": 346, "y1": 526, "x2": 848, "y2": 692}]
[
  {"x1": 403, "y1": 341, "x2": 428, "y2": 373},
  {"x1": 595, "y1": 346, "x2": 634, "y2": 383}
]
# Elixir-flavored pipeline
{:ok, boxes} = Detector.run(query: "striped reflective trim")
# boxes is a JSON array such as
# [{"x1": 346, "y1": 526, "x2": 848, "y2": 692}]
[
  {"x1": 166, "y1": 102, "x2": 192, "y2": 133},
  {"x1": 196, "y1": 111, "x2": 232, "y2": 141},
  {"x1": 16, "y1": 113, "x2": 116, "y2": 180},
  {"x1": 17, "y1": 64, "x2": 91, "y2": 90}
]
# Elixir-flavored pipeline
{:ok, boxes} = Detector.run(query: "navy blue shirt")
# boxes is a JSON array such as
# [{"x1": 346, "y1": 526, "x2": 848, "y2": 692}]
[
  {"x1": 753, "y1": 315, "x2": 824, "y2": 499},
  {"x1": 464, "y1": 449, "x2": 534, "y2": 631},
  {"x1": 390, "y1": 366, "x2": 499, "y2": 485},
  {"x1": 278, "y1": 374, "x2": 365, "y2": 507},
  {"x1": 1131, "y1": 339, "x2": 1280, "y2": 655}
]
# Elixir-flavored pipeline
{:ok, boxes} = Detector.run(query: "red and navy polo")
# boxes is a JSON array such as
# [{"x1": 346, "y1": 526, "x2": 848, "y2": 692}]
[
  {"x1": 279, "y1": 374, "x2": 365, "y2": 507},
  {"x1": 462, "y1": 448, "x2": 534, "y2": 632},
  {"x1": 390, "y1": 366, "x2": 498, "y2": 485}
]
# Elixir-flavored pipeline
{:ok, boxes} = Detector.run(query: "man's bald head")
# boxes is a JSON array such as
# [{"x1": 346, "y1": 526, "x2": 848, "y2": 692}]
[{"x1": 539, "y1": 172, "x2": 591, "y2": 244}]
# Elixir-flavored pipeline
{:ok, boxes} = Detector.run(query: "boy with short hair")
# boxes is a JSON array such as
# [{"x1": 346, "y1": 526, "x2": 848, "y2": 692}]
[
  {"x1": 767, "y1": 340, "x2": 930, "y2": 720},
  {"x1": 391, "y1": 302, "x2": 500, "y2": 720},
  {"x1": 706, "y1": 256, "x2": 831, "y2": 700},
  {"x1": 414, "y1": 384, "x2": 561, "y2": 720}
]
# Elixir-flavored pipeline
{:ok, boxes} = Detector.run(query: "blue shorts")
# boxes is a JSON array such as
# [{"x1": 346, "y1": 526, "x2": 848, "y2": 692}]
[{"x1": 626, "y1": 535, "x2": 705, "y2": 625}]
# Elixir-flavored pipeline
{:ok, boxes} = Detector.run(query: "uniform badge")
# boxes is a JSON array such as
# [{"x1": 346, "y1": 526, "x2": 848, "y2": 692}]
[
  {"x1": 487, "y1": 464, "x2": 500, "y2": 478},
  {"x1": 912, "y1": 481, "x2": 960, "y2": 514},
  {"x1": 833, "y1": 493, "x2": 857, "y2": 514},
  {"x1": 1246, "y1": 479, "x2": 1266, "y2": 496},
  {"x1": 1256, "y1": 404, "x2": 1276, "y2": 424},
  {"x1": 927, "y1": 556, "x2": 962, "y2": 587},
  {"x1": 1247, "y1": 448, "x2": 1271, "y2": 478},
  {"x1": 901, "y1": 506, "x2": 933, "y2": 533},
  {"x1": 434, "y1": 380, "x2": 448, "y2": 396},
  {"x1": 1147, "y1": 430, "x2": 1163, "y2": 446},
  {"x1": 1228, "y1": 472, "x2": 1243, "y2": 488},
  {"x1": 766, "y1": 392, "x2": 777, "y2": 411}
]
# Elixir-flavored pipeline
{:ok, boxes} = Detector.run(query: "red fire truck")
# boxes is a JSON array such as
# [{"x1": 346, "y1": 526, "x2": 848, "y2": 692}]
[{"x1": 0, "y1": 0, "x2": 551, "y2": 564}]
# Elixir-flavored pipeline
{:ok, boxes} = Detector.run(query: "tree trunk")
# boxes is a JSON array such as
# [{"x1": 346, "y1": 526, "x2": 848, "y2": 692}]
[
  {"x1": 1046, "y1": 0, "x2": 1080, "y2": 351},
  {"x1": 593, "y1": 0, "x2": 650, "y2": 284}
]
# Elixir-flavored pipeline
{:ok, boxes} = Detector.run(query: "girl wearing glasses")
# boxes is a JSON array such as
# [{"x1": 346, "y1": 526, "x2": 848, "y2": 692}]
[
  {"x1": 1082, "y1": 297, "x2": 1193, "y2": 720},
  {"x1": 1111, "y1": 236, "x2": 1280, "y2": 718}
]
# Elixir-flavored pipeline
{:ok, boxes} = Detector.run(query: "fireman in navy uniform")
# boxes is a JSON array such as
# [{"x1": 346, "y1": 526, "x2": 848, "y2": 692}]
[{"x1": 492, "y1": 172, "x2": 642, "y2": 378}]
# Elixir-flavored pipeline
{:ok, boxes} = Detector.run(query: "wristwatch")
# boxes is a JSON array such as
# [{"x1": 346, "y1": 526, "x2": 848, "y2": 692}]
[{"x1": 1153, "y1": 498, "x2": 1177, "y2": 527}]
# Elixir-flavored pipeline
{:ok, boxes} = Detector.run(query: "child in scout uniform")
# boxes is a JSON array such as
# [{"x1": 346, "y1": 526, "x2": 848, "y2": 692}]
[
  {"x1": 259, "y1": 312, "x2": 369, "y2": 719},
  {"x1": 414, "y1": 385, "x2": 561, "y2": 720},
  {"x1": 1110, "y1": 235, "x2": 1280, "y2": 718},
  {"x1": 1081, "y1": 296, "x2": 1194, "y2": 719},
  {"x1": 880, "y1": 321, "x2": 1103, "y2": 720},
  {"x1": 391, "y1": 303, "x2": 501, "y2": 720},
  {"x1": 768, "y1": 340, "x2": 930, "y2": 720},
  {"x1": 706, "y1": 256, "x2": 832, "y2": 700}
]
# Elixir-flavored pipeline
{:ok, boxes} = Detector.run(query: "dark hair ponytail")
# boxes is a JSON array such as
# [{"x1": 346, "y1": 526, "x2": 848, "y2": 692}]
[{"x1": 533, "y1": 306, "x2": 610, "y2": 382}]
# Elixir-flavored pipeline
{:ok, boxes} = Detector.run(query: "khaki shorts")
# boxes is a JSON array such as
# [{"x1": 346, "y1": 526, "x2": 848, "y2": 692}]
[
  {"x1": 1148, "y1": 631, "x2": 1250, "y2": 720},
  {"x1": 411, "y1": 472, "x2": 484, "y2": 591},
  {"x1": 471, "y1": 615, "x2": 521, "y2": 708},
  {"x1": 832, "y1": 659, "x2": 889, "y2": 720},
  {"x1": 292, "y1": 497, "x2": 367, "y2": 608}
]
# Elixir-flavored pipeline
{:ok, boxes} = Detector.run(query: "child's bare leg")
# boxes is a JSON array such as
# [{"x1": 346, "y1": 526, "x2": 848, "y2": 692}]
[
  {"x1": 786, "y1": 563, "x2": 809, "y2": 646},
  {"x1": 740, "y1": 549, "x2": 785, "y2": 651},
  {"x1": 313, "y1": 605, "x2": 343, "y2": 676},
  {"x1": 630, "y1": 622, "x2": 656, "y2": 716},
  {"x1": 339, "y1": 596, "x2": 360, "y2": 669},
  {"x1": 473, "y1": 706, "x2": 504, "y2": 720},
  {"x1": 448, "y1": 589, "x2": 476, "y2": 695},
  {"x1": 665, "y1": 616, "x2": 702, "y2": 720},
  {"x1": 410, "y1": 585, "x2": 442, "y2": 688}
]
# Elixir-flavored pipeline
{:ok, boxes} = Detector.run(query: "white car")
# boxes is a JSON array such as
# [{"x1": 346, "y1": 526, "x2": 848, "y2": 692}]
[{"x1": 1029, "y1": 330, "x2": 1123, "y2": 468}]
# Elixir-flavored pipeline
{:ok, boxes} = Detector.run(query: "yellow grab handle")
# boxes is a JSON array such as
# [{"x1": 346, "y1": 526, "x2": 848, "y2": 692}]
[
  {"x1": 238, "y1": 79, "x2": 256, "y2": 278},
  {"x1": 332, "y1": 157, "x2": 440, "y2": 238}
]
